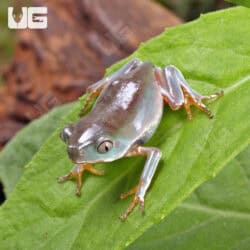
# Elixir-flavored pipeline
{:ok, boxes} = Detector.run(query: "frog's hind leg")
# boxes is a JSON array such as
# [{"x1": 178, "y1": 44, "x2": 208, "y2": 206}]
[
  {"x1": 80, "y1": 58, "x2": 143, "y2": 115},
  {"x1": 154, "y1": 65, "x2": 223, "y2": 119},
  {"x1": 57, "y1": 163, "x2": 104, "y2": 196},
  {"x1": 119, "y1": 146, "x2": 162, "y2": 221}
]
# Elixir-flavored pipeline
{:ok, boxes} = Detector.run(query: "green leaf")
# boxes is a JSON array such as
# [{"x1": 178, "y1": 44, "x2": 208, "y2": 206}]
[
  {"x1": 226, "y1": 0, "x2": 250, "y2": 8},
  {"x1": 0, "y1": 6, "x2": 249, "y2": 249},
  {"x1": 128, "y1": 146, "x2": 250, "y2": 250},
  {"x1": 0, "y1": 103, "x2": 74, "y2": 196}
]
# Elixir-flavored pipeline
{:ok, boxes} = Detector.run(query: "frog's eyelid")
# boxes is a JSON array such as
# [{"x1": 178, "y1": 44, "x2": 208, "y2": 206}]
[
  {"x1": 96, "y1": 136, "x2": 113, "y2": 145},
  {"x1": 78, "y1": 137, "x2": 112, "y2": 150}
]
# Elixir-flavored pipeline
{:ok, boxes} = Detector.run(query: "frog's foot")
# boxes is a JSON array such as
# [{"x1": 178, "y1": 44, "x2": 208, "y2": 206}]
[
  {"x1": 182, "y1": 88, "x2": 223, "y2": 120},
  {"x1": 155, "y1": 65, "x2": 223, "y2": 120},
  {"x1": 119, "y1": 183, "x2": 144, "y2": 221},
  {"x1": 120, "y1": 195, "x2": 144, "y2": 221},
  {"x1": 57, "y1": 163, "x2": 104, "y2": 196}
]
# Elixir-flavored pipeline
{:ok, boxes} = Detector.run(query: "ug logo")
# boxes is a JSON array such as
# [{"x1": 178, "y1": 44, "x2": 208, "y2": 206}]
[{"x1": 8, "y1": 7, "x2": 48, "y2": 29}]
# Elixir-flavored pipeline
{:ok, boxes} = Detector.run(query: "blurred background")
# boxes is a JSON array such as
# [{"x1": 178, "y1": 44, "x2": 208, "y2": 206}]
[{"x1": 0, "y1": 0, "x2": 233, "y2": 201}]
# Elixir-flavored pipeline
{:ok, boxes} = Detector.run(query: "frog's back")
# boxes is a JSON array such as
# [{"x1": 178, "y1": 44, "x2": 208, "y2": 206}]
[{"x1": 92, "y1": 62, "x2": 163, "y2": 145}]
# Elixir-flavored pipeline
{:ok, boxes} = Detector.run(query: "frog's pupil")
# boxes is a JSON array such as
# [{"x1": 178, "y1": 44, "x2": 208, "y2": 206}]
[{"x1": 105, "y1": 145, "x2": 109, "y2": 151}]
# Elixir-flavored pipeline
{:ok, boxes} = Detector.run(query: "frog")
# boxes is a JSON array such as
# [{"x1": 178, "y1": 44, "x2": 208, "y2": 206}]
[{"x1": 58, "y1": 59, "x2": 223, "y2": 221}]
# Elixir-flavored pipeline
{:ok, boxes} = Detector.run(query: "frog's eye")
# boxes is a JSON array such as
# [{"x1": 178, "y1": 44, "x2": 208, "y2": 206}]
[
  {"x1": 97, "y1": 140, "x2": 113, "y2": 154},
  {"x1": 60, "y1": 125, "x2": 73, "y2": 143}
]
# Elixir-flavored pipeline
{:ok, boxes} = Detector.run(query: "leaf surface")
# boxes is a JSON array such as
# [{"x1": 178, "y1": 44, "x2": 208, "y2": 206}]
[
  {"x1": 128, "y1": 146, "x2": 250, "y2": 250},
  {"x1": 0, "y1": 7, "x2": 249, "y2": 250},
  {"x1": 0, "y1": 103, "x2": 73, "y2": 196}
]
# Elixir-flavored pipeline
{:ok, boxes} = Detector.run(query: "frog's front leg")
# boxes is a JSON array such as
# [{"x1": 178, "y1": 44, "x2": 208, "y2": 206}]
[
  {"x1": 80, "y1": 58, "x2": 143, "y2": 115},
  {"x1": 119, "y1": 146, "x2": 162, "y2": 221},
  {"x1": 155, "y1": 65, "x2": 223, "y2": 119},
  {"x1": 57, "y1": 163, "x2": 104, "y2": 196},
  {"x1": 80, "y1": 79, "x2": 106, "y2": 115}
]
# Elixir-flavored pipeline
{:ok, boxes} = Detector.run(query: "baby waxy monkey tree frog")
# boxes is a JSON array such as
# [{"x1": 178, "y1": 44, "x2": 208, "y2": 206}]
[{"x1": 58, "y1": 59, "x2": 223, "y2": 221}]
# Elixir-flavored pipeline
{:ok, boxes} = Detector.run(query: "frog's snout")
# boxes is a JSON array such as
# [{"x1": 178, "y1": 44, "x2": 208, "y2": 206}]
[{"x1": 67, "y1": 145, "x2": 82, "y2": 162}]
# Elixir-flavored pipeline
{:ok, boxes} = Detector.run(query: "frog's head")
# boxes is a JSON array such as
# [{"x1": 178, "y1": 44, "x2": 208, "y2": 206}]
[{"x1": 60, "y1": 120, "x2": 122, "y2": 164}]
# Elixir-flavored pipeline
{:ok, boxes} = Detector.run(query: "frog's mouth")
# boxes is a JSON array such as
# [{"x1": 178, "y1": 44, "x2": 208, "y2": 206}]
[
  {"x1": 67, "y1": 146, "x2": 80, "y2": 162},
  {"x1": 74, "y1": 159, "x2": 105, "y2": 165},
  {"x1": 74, "y1": 156, "x2": 117, "y2": 164}
]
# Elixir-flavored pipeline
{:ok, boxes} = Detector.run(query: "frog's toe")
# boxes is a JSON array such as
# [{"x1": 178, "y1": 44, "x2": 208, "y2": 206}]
[
  {"x1": 120, "y1": 183, "x2": 140, "y2": 200},
  {"x1": 201, "y1": 90, "x2": 224, "y2": 101},
  {"x1": 57, "y1": 172, "x2": 73, "y2": 183},
  {"x1": 57, "y1": 176, "x2": 64, "y2": 183},
  {"x1": 139, "y1": 199, "x2": 145, "y2": 212},
  {"x1": 75, "y1": 187, "x2": 82, "y2": 196}
]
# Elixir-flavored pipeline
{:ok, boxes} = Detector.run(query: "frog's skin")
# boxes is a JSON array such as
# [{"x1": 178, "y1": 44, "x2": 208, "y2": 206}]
[{"x1": 58, "y1": 59, "x2": 223, "y2": 221}]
